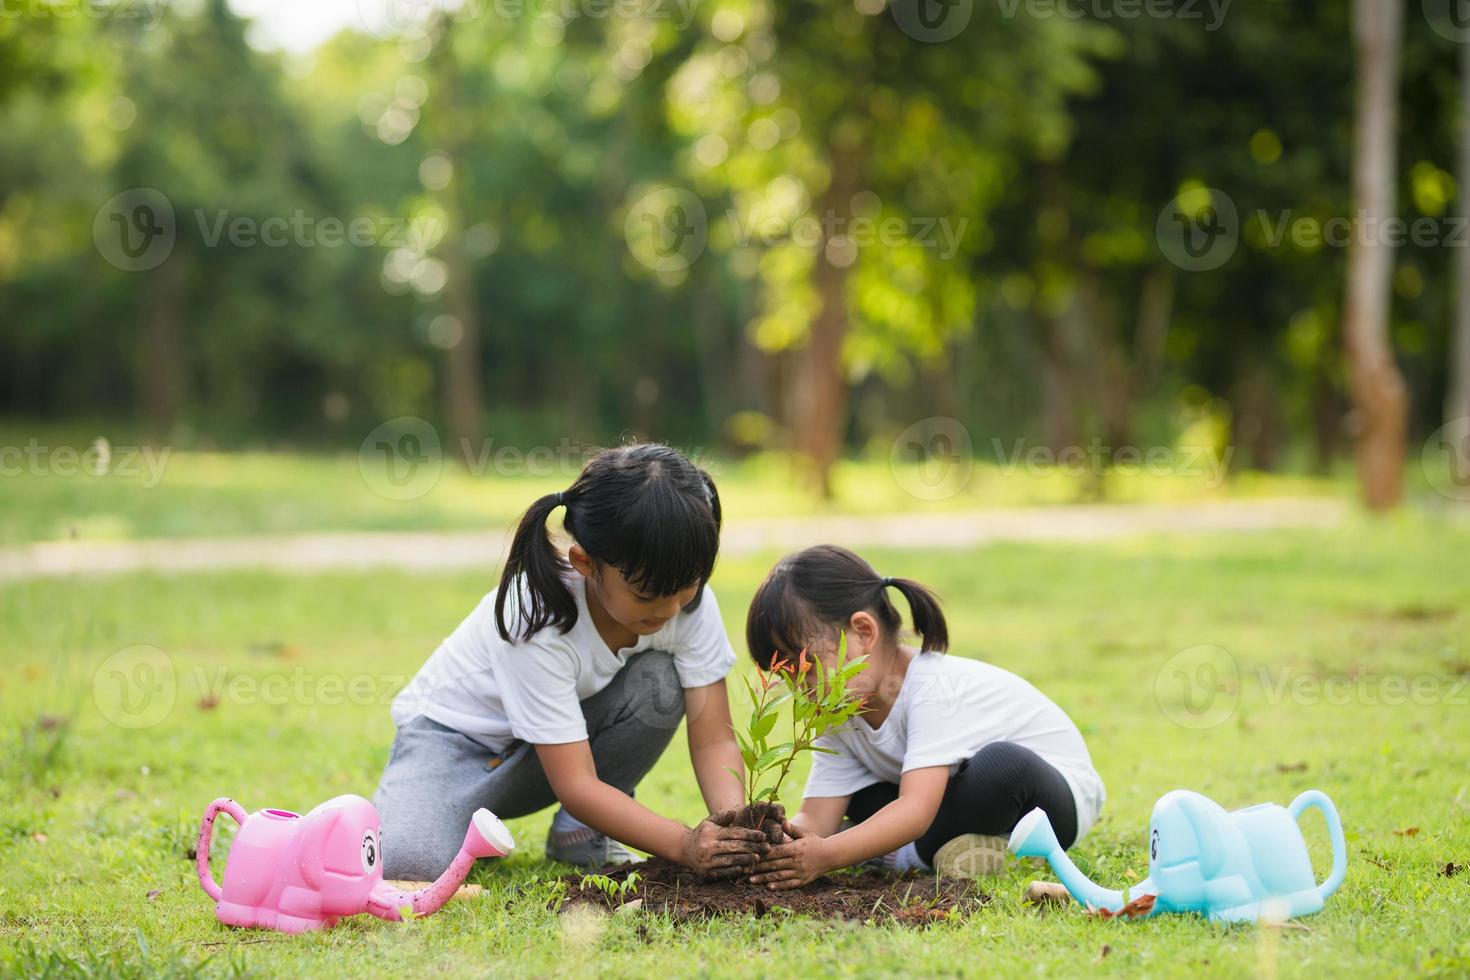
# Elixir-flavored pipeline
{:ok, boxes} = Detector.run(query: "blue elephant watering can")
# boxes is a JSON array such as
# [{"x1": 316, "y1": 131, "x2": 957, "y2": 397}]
[{"x1": 1009, "y1": 789, "x2": 1346, "y2": 924}]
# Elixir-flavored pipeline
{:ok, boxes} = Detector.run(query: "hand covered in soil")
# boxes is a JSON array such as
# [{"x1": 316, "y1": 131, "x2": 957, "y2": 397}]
[
  {"x1": 750, "y1": 820, "x2": 832, "y2": 891},
  {"x1": 682, "y1": 812, "x2": 771, "y2": 879}
]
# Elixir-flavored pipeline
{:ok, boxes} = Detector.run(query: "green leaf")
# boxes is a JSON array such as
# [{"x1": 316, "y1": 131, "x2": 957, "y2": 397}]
[
  {"x1": 753, "y1": 743, "x2": 794, "y2": 772},
  {"x1": 750, "y1": 711, "x2": 778, "y2": 742}
]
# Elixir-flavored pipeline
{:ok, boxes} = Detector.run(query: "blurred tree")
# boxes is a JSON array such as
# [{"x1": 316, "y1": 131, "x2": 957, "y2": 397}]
[
  {"x1": 1344, "y1": 0, "x2": 1408, "y2": 508},
  {"x1": 1452, "y1": 33, "x2": 1470, "y2": 451},
  {"x1": 667, "y1": 0, "x2": 1104, "y2": 496}
]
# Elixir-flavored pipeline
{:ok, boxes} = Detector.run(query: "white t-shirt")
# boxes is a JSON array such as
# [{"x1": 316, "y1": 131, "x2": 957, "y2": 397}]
[
  {"x1": 803, "y1": 653, "x2": 1106, "y2": 843},
  {"x1": 391, "y1": 575, "x2": 736, "y2": 750}
]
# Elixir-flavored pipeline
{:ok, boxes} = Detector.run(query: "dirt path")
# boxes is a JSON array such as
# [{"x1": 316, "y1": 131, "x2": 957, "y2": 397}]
[
  {"x1": 0, "y1": 499, "x2": 1346, "y2": 581},
  {"x1": 0, "y1": 498, "x2": 1347, "y2": 582}
]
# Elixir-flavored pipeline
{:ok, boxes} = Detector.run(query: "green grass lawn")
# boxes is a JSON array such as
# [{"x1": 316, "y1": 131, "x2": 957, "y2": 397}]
[
  {"x1": 3, "y1": 515, "x2": 1468, "y2": 976},
  {"x1": 1, "y1": 422, "x2": 1351, "y2": 545}
]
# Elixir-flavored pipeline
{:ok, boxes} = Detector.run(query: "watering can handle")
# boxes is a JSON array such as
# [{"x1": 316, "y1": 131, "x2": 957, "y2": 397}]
[
  {"x1": 197, "y1": 798, "x2": 247, "y2": 903},
  {"x1": 1288, "y1": 790, "x2": 1346, "y2": 901}
]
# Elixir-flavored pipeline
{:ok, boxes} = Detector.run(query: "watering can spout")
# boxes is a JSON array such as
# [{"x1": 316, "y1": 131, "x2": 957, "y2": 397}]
[
  {"x1": 367, "y1": 809, "x2": 515, "y2": 921},
  {"x1": 1008, "y1": 807, "x2": 1131, "y2": 912}
]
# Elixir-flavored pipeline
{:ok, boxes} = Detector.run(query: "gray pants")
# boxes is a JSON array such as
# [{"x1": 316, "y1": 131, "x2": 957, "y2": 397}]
[{"x1": 373, "y1": 649, "x2": 685, "y2": 879}]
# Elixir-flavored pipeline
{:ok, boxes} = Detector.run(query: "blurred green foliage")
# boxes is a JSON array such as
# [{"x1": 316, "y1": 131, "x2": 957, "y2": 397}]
[{"x1": 0, "y1": 0, "x2": 1463, "y2": 480}]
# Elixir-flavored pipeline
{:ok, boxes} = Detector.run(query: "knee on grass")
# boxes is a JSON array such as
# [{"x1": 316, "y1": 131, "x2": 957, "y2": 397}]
[{"x1": 381, "y1": 821, "x2": 467, "y2": 881}]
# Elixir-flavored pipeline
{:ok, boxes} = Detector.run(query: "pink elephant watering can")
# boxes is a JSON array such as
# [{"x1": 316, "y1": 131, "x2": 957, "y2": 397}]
[{"x1": 196, "y1": 794, "x2": 514, "y2": 933}]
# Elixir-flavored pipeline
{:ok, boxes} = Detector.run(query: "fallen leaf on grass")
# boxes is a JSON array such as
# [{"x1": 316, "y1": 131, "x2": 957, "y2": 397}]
[
  {"x1": 1393, "y1": 827, "x2": 1420, "y2": 837},
  {"x1": 1276, "y1": 761, "x2": 1308, "y2": 773},
  {"x1": 1087, "y1": 893, "x2": 1156, "y2": 919},
  {"x1": 197, "y1": 695, "x2": 219, "y2": 710},
  {"x1": 1023, "y1": 881, "x2": 1073, "y2": 906},
  {"x1": 147, "y1": 889, "x2": 162, "y2": 901},
  {"x1": 1440, "y1": 863, "x2": 1463, "y2": 878},
  {"x1": 1094, "y1": 944, "x2": 1111, "y2": 962},
  {"x1": 31, "y1": 832, "x2": 48, "y2": 844}
]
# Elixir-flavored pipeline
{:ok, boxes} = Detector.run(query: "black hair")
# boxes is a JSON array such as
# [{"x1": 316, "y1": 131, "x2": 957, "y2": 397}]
[
  {"x1": 495, "y1": 443, "x2": 722, "y2": 642},
  {"x1": 744, "y1": 544, "x2": 949, "y2": 669}
]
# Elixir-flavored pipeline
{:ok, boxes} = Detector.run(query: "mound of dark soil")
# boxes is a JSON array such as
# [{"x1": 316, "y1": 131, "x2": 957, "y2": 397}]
[{"x1": 558, "y1": 858, "x2": 987, "y2": 925}]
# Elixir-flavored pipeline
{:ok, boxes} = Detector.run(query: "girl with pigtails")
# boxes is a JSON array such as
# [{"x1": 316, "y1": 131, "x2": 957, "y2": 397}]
[
  {"x1": 745, "y1": 545, "x2": 1105, "y2": 889},
  {"x1": 375, "y1": 444, "x2": 770, "y2": 879}
]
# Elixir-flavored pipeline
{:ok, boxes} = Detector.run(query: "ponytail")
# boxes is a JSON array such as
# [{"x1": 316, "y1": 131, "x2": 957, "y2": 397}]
[
  {"x1": 495, "y1": 492, "x2": 576, "y2": 642},
  {"x1": 881, "y1": 577, "x2": 949, "y2": 653},
  {"x1": 495, "y1": 444, "x2": 722, "y2": 643},
  {"x1": 745, "y1": 544, "x2": 950, "y2": 666}
]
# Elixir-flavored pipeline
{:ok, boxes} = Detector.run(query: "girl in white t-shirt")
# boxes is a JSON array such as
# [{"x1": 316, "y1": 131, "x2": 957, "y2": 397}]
[
  {"x1": 374, "y1": 445, "x2": 770, "y2": 879},
  {"x1": 745, "y1": 545, "x2": 1105, "y2": 889}
]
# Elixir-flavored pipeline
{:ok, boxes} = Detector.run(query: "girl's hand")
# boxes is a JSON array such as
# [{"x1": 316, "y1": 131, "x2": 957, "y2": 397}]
[
  {"x1": 750, "y1": 821, "x2": 832, "y2": 890},
  {"x1": 681, "y1": 814, "x2": 769, "y2": 878}
]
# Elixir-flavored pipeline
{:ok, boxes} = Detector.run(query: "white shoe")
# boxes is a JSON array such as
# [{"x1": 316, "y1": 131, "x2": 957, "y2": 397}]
[{"x1": 932, "y1": 834, "x2": 1009, "y2": 876}]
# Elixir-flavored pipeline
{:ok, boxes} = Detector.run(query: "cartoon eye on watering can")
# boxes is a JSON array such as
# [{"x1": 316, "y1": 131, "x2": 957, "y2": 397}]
[
  {"x1": 1009, "y1": 789, "x2": 1346, "y2": 924},
  {"x1": 196, "y1": 794, "x2": 514, "y2": 933}
]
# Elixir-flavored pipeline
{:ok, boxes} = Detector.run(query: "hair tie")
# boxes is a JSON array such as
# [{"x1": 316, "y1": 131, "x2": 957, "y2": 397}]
[
  {"x1": 880, "y1": 576, "x2": 894, "y2": 587},
  {"x1": 554, "y1": 491, "x2": 566, "y2": 506}
]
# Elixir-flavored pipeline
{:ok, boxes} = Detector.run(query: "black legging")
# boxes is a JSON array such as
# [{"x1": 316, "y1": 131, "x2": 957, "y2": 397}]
[{"x1": 845, "y1": 741, "x2": 1079, "y2": 865}]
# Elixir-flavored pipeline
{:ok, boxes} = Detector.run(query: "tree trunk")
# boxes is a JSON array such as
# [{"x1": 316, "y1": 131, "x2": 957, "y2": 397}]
[
  {"x1": 1040, "y1": 314, "x2": 1081, "y2": 455},
  {"x1": 433, "y1": 22, "x2": 483, "y2": 465},
  {"x1": 790, "y1": 145, "x2": 864, "y2": 499},
  {"x1": 1342, "y1": 0, "x2": 1408, "y2": 510},
  {"x1": 792, "y1": 246, "x2": 848, "y2": 499},
  {"x1": 1449, "y1": 33, "x2": 1470, "y2": 461},
  {"x1": 140, "y1": 244, "x2": 188, "y2": 435}
]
